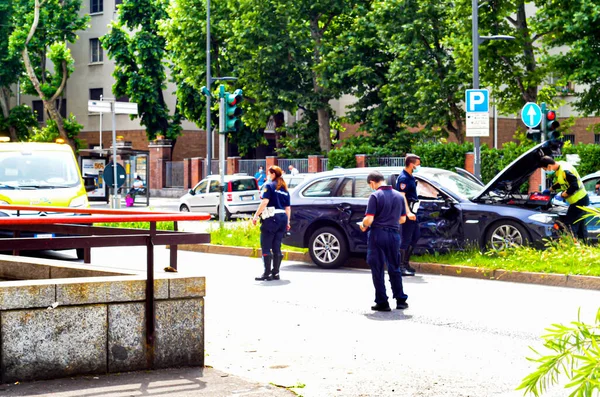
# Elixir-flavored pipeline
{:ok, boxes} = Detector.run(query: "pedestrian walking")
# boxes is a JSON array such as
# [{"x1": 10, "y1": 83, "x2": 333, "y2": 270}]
[
  {"x1": 288, "y1": 164, "x2": 299, "y2": 176},
  {"x1": 360, "y1": 171, "x2": 408, "y2": 311},
  {"x1": 540, "y1": 156, "x2": 589, "y2": 241},
  {"x1": 252, "y1": 165, "x2": 291, "y2": 281},
  {"x1": 254, "y1": 166, "x2": 266, "y2": 188},
  {"x1": 395, "y1": 154, "x2": 421, "y2": 276}
]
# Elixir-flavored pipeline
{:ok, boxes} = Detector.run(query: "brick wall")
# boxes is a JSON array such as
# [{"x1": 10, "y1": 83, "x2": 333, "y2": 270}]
[{"x1": 79, "y1": 130, "x2": 214, "y2": 161}]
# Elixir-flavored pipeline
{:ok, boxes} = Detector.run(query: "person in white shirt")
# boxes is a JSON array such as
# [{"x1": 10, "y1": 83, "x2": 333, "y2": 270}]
[{"x1": 288, "y1": 164, "x2": 299, "y2": 176}]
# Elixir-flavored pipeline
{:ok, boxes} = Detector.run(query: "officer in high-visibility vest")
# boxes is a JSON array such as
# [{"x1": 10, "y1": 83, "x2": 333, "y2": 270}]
[{"x1": 540, "y1": 156, "x2": 589, "y2": 241}]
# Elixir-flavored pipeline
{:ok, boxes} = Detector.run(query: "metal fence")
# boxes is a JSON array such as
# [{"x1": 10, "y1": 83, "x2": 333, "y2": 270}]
[
  {"x1": 239, "y1": 159, "x2": 266, "y2": 176},
  {"x1": 278, "y1": 158, "x2": 309, "y2": 174},
  {"x1": 204, "y1": 159, "x2": 226, "y2": 177},
  {"x1": 320, "y1": 157, "x2": 329, "y2": 171},
  {"x1": 165, "y1": 161, "x2": 184, "y2": 187},
  {"x1": 368, "y1": 157, "x2": 406, "y2": 168}
]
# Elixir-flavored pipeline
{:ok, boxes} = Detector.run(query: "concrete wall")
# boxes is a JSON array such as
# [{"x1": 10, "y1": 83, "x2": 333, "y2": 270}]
[{"x1": 0, "y1": 256, "x2": 205, "y2": 383}]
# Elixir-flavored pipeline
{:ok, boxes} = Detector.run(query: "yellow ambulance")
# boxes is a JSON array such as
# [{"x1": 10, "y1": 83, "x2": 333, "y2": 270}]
[{"x1": 0, "y1": 141, "x2": 90, "y2": 209}]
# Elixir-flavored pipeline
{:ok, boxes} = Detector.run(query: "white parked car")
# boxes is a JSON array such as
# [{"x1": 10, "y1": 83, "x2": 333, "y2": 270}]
[
  {"x1": 179, "y1": 175, "x2": 260, "y2": 221},
  {"x1": 282, "y1": 173, "x2": 308, "y2": 192}
]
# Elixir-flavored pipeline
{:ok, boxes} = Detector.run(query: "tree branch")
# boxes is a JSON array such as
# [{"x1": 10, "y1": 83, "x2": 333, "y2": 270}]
[
  {"x1": 505, "y1": 16, "x2": 517, "y2": 27},
  {"x1": 320, "y1": 14, "x2": 335, "y2": 35},
  {"x1": 50, "y1": 61, "x2": 68, "y2": 102},
  {"x1": 25, "y1": 0, "x2": 42, "y2": 46}
]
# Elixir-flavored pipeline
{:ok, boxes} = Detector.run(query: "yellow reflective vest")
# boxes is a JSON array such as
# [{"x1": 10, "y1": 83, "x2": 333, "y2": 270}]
[{"x1": 554, "y1": 161, "x2": 587, "y2": 204}]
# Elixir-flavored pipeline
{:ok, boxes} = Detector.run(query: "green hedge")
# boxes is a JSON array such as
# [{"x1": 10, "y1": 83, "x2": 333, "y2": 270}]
[
  {"x1": 412, "y1": 142, "x2": 474, "y2": 173},
  {"x1": 559, "y1": 143, "x2": 600, "y2": 178}
]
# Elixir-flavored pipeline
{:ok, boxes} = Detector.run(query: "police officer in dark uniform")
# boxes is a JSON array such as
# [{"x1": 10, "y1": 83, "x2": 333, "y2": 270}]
[
  {"x1": 360, "y1": 171, "x2": 408, "y2": 311},
  {"x1": 252, "y1": 165, "x2": 291, "y2": 281},
  {"x1": 395, "y1": 154, "x2": 421, "y2": 276}
]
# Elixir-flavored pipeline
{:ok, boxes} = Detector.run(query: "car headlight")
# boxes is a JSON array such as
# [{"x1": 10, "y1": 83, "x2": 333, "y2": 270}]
[
  {"x1": 69, "y1": 195, "x2": 87, "y2": 208},
  {"x1": 528, "y1": 213, "x2": 557, "y2": 224}
]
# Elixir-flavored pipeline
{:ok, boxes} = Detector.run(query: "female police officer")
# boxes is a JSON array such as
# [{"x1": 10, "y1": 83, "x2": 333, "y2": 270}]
[{"x1": 252, "y1": 165, "x2": 291, "y2": 281}]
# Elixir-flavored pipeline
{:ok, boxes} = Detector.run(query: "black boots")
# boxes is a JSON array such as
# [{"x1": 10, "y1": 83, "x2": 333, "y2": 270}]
[
  {"x1": 405, "y1": 246, "x2": 417, "y2": 274},
  {"x1": 399, "y1": 249, "x2": 415, "y2": 276},
  {"x1": 271, "y1": 254, "x2": 283, "y2": 280},
  {"x1": 255, "y1": 255, "x2": 273, "y2": 281},
  {"x1": 396, "y1": 299, "x2": 409, "y2": 310},
  {"x1": 371, "y1": 303, "x2": 392, "y2": 312}
]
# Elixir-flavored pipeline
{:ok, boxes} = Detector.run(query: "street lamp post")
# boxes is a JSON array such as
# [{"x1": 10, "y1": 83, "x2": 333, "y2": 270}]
[
  {"x1": 206, "y1": 0, "x2": 212, "y2": 176},
  {"x1": 472, "y1": 0, "x2": 514, "y2": 179}
]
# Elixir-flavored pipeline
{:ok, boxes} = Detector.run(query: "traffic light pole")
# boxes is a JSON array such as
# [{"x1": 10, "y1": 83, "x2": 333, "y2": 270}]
[
  {"x1": 541, "y1": 102, "x2": 547, "y2": 190},
  {"x1": 206, "y1": 0, "x2": 212, "y2": 177},
  {"x1": 218, "y1": 86, "x2": 226, "y2": 228}
]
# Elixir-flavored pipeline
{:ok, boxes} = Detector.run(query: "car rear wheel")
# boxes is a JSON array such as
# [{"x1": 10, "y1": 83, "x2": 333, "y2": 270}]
[
  {"x1": 179, "y1": 204, "x2": 190, "y2": 212},
  {"x1": 308, "y1": 226, "x2": 348, "y2": 269},
  {"x1": 486, "y1": 220, "x2": 530, "y2": 250}
]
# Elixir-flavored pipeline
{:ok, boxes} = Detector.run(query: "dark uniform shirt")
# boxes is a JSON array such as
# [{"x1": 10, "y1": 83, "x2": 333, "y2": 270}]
[
  {"x1": 365, "y1": 186, "x2": 406, "y2": 230},
  {"x1": 396, "y1": 170, "x2": 418, "y2": 204},
  {"x1": 261, "y1": 181, "x2": 290, "y2": 209}
]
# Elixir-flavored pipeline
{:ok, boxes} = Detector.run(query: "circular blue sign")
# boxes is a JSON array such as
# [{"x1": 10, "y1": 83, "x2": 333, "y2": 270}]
[
  {"x1": 103, "y1": 162, "x2": 126, "y2": 188},
  {"x1": 521, "y1": 102, "x2": 542, "y2": 128}
]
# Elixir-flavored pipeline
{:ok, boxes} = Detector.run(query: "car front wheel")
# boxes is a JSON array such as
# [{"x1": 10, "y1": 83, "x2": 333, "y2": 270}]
[
  {"x1": 486, "y1": 220, "x2": 530, "y2": 250},
  {"x1": 179, "y1": 204, "x2": 190, "y2": 212},
  {"x1": 308, "y1": 226, "x2": 348, "y2": 269}
]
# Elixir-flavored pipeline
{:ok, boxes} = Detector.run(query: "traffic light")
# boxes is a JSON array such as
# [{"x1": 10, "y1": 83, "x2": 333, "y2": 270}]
[
  {"x1": 224, "y1": 89, "x2": 243, "y2": 132},
  {"x1": 545, "y1": 110, "x2": 561, "y2": 141}
]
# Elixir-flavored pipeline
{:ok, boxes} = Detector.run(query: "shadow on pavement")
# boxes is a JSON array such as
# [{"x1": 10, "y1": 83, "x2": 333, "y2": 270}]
[
  {"x1": 282, "y1": 263, "x2": 368, "y2": 275},
  {"x1": 0, "y1": 367, "x2": 293, "y2": 397},
  {"x1": 364, "y1": 311, "x2": 413, "y2": 321},
  {"x1": 255, "y1": 279, "x2": 292, "y2": 287}
]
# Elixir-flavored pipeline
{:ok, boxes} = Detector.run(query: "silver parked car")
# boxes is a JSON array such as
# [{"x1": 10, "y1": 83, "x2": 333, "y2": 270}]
[{"x1": 179, "y1": 175, "x2": 260, "y2": 221}]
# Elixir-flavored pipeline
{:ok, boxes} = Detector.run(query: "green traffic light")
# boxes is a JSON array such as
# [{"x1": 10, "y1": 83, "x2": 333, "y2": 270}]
[{"x1": 224, "y1": 88, "x2": 243, "y2": 132}]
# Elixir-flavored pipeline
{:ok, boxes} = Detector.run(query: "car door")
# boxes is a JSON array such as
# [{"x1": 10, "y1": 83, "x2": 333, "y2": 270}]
[
  {"x1": 329, "y1": 177, "x2": 368, "y2": 251},
  {"x1": 207, "y1": 180, "x2": 221, "y2": 214},
  {"x1": 189, "y1": 180, "x2": 209, "y2": 212},
  {"x1": 414, "y1": 179, "x2": 464, "y2": 252}
]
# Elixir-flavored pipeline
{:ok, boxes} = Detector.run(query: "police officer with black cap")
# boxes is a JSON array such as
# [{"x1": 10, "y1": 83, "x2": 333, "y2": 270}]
[
  {"x1": 360, "y1": 171, "x2": 409, "y2": 311},
  {"x1": 395, "y1": 154, "x2": 421, "y2": 276},
  {"x1": 252, "y1": 165, "x2": 291, "y2": 281}
]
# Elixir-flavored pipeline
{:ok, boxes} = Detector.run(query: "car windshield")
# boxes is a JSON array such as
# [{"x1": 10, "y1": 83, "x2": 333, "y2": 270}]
[
  {"x1": 0, "y1": 150, "x2": 80, "y2": 188},
  {"x1": 424, "y1": 171, "x2": 483, "y2": 200}
]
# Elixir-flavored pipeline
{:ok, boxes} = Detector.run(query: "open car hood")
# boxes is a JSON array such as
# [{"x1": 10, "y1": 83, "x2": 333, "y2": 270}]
[{"x1": 472, "y1": 142, "x2": 555, "y2": 201}]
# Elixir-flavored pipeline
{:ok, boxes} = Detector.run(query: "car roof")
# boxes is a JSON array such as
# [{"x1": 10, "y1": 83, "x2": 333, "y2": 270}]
[
  {"x1": 582, "y1": 171, "x2": 600, "y2": 181},
  {"x1": 0, "y1": 142, "x2": 73, "y2": 152},
  {"x1": 203, "y1": 175, "x2": 256, "y2": 182}
]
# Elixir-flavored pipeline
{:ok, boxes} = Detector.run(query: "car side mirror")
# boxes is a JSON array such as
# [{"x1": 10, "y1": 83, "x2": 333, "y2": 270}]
[
  {"x1": 189, "y1": 189, "x2": 195, "y2": 196},
  {"x1": 83, "y1": 176, "x2": 96, "y2": 192}
]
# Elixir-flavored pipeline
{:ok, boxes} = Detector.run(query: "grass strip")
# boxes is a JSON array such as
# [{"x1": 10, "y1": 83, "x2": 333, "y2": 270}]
[{"x1": 208, "y1": 220, "x2": 307, "y2": 253}]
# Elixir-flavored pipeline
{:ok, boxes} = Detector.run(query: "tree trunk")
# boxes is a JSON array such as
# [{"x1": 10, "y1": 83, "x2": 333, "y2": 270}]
[
  {"x1": 273, "y1": 112, "x2": 285, "y2": 149},
  {"x1": 516, "y1": 2, "x2": 537, "y2": 103},
  {"x1": 0, "y1": 88, "x2": 18, "y2": 141},
  {"x1": 309, "y1": 15, "x2": 332, "y2": 153},
  {"x1": 21, "y1": 0, "x2": 75, "y2": 151},
  {"x1": 317, "y1": 107, "x2": 332, "y2": 152},
  {"x1": 449, "y1": 102, "x2": 465, "y2": 144}
]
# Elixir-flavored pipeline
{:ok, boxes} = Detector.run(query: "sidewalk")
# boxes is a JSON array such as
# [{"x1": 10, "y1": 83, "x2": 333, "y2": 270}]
[{"x1": 0, "y1": 366, "x2": 295, "y2": 396}]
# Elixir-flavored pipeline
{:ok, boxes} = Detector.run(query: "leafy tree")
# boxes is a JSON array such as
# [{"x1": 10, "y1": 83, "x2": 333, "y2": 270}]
[
  {"x1": 0, "y1": 105, "x2": 38, "y2": 141},
  {"x1": 518, "y1": 308, "x2": 600, "y2": 397},
  {"x1": 276, "y1": 112, "x2": 321, "y2": 158},
  {"x1": 536, "y1": 0, "x2": 600, "y2": 117},
  {"x1": 103, "y1": 0, "x2": 182, "y2": 146},
  {"x1": 8, "y1": 0, "x2": 88, "y2": 149}
]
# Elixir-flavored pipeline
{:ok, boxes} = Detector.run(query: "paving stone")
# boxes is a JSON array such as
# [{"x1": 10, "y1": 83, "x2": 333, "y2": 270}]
[
  {"x1": 169, "y1": 277, "x2": 206, "y2": 299},
  {"x1": 0, "y1": 281, "x2": 55, "y2": 310},
  {"x1": 108, "y1": 303, "x2": 147, "y2": 372},
  {"x1": 56, "y1": 277, "x2": 168, "y2": 305}
]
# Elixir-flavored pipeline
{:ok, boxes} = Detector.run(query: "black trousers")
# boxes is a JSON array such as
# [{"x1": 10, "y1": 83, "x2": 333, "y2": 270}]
[{"x1": 565, "y1": 195, "x2": 589, "y2": 241}]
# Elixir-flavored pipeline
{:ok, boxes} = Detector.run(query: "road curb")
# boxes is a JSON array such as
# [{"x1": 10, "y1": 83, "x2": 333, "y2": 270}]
[{"x1": 178, "y1": 244, "x2": 600, "y2": 291}]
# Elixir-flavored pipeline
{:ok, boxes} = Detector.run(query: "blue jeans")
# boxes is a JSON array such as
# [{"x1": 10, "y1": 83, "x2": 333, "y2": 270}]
[
  {"x1": 260, "y1": 213, "x2": 288, "y2": 256},
  {"x1": 367, "y1": 228, "x2": 408, "y2": 305}
]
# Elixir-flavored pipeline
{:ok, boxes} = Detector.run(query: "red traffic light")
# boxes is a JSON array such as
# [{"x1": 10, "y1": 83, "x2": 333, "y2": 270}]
[{"x1": 547, "y1": 110, "x2": 556, "y2": 121}]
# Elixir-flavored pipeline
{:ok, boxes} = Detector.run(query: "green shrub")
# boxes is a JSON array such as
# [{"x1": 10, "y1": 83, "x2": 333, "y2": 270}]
[
  {"x1": 412, "y1": 142, "x2": 474, "y2": 172},
  {"x1": 559, "y1": 143, "x2": 600, "y2": 177},
  {"x1": 209, "y1": 220, "x2": 306, "y2": 252},
  {"x1": 94, "y1": 221, "x2": 175, "y2": 231}
]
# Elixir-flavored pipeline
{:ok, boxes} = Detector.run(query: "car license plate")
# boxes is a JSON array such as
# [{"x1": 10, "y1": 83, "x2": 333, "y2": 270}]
[
  {"x1": 240, "y1": 195, "x2": 254, "y2": 201},
  {"x1": 35, "y1": 233, "x2": 54, "y2": 238}
]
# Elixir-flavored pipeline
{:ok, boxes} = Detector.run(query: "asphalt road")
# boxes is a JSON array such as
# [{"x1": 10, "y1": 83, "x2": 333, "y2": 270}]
[{"x1": 65, "y1": 245, "x2": 600, "y2": 397}]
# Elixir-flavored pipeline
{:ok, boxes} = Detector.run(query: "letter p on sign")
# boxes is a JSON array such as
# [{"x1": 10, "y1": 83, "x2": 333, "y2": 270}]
[{"x1": 466, "y1": 89, "x2": 489, "y2": 113}]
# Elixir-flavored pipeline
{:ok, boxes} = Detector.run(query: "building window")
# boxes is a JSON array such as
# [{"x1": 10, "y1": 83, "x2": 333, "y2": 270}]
[
  {"x1": 90, "y1": 0, "x2": 103, "y2": 13},
  {"x1": 90, "y1": 88, "x2": 104, "y2": 101},
  {"x1": 55, "y1": 98, "x2": 67, "y2": 119},
  {"x1": 563, "y1": 134, "x2": 575, "y2": 145},
  {"x1": 32, "y1": 100, "x2": 44, "y2": 122},
  {"x1": 595, "y1": 134, "x2": 600, "y2": 145},
  {"x1": 90, "y1": 38, "x2": 103, "y2": 63}
]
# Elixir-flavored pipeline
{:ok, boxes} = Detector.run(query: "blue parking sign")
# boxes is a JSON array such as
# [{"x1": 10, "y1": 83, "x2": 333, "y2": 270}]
[{"x1": 465, "y1": 89, "x2": 489, "y2": 113}]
